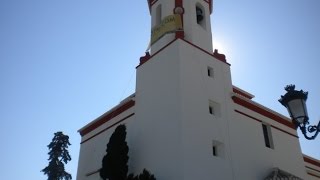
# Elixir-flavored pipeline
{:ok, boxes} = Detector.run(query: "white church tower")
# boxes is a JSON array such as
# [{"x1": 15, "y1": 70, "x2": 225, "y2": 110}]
[
  {"x1": 76, "y1": 0, "x2": 320, "y2": 179},
  {"x1": 134, "y1": 0, "x2": 234, "y2": 179},
  {"x1": 148, "y1": 0, "x2": 213, "y2": 53}
]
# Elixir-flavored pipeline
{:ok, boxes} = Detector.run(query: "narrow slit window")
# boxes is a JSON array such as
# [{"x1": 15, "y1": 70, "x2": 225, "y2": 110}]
[
  {"x1": 262, "y1": 124, "x2": 274, "y2": 149},
  {"x1": 209, "y1": 106, "x2": 214, "y2": 115},
  {"x1": 212, "y1": 140, "x2": 224, "y2": 158},
  {"x1": 212, "y1": 146, "x2": 217, "y2": 156},
  {"x1": 207, "y1": 66, "x2": 213, "y2": 78},
  {"x1": 209, "y1": 100, "x2": 220, "y2": 117}
]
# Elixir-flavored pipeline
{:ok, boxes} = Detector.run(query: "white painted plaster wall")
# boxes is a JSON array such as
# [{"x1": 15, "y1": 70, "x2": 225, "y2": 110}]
[
  {"x1": 76, "y1": 0, "x2": 320, "y2": 178},
  {"x1": 135, "y1": 39, "x2": 235, "y2": 180},
  {"x1": 231, "y1": 103, "x2": 308, "y2": 179},
  {"x1": 134, "y1": 40, "x2": 183, "y2": 180},
  {"x1": 305, "y1": 156, "x2": 320, "y2": 180},
  {"x1": 77, "y1": 38, "x2": 318, "y2": 180},
  {"x1": 76, "y1": 106, "x2": 135, "y2": 180},
  {"x1": 177, "y1": 40, "x2": 234, "y2": 180}
]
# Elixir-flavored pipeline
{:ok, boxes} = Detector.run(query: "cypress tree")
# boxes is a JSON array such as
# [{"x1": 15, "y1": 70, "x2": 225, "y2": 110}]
[
  {"x1": 127, "y1": 169, "x2": 156, "y2": 180},
  {"x1": 42, "y1": 131, "x2": 72, "y2": 180},
  {"x1": 138, "y1": 169, "x2": 156, "y2": 180},
  {"x1": 100, "y1": 124, "x2": 129, "y2": 180}
]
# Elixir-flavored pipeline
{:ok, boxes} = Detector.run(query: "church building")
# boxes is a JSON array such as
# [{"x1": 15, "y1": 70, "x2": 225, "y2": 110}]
[{"x1": 76, "y1": 0, "x2": 320, "y2": 179}]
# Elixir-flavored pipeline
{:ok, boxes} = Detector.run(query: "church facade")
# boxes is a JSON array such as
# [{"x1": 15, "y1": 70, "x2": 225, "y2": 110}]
[{"x1": 76, "y1": 0, "x2": 320, "y2": 179}]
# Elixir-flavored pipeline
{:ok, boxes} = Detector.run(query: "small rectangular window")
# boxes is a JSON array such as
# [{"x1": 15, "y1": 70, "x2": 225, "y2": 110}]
[
  {"x1": 212, "y1": 146, "x2": 217, "y2": 156},
  {"x1": 212, "y1": 140, "x2": 224, "y2": 158},
  {"x1": 209, "y1": 100, "x2": 220, "y2": 117},
  {"x1": 209, "y1": 106, "x2": 214, "y2": 115},
  {"x1": 262, "y1": 124, "x2": 274, "y2": 149},
  {"x1": 207, "y1": 66, "x2": 213, "y2": 78}
]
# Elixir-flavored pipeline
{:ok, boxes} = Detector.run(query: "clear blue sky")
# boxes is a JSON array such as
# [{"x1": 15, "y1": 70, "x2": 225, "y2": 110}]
[{"x1": 1, "y1": 0, "x2": 319, "y2": 180}]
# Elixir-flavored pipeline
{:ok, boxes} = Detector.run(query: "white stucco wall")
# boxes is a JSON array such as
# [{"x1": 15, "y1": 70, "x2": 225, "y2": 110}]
[
  {"x1": 177, "y1": 40, "x2": 234, "y2": 180},
  {"x1": 134, "y1": 40, "x2": 184, "y2": 180},
  {"x1": 76, "y1": 0, "x2": 320, "y2": 178},
  {"x1": 135, "y1": 38, "x2": 313, "y2": 179},
  {"x1": 76, "y1": 105, "x2": 135, "y2": 180},
  {"x1": 230, "y1": 99, "x2": 308, "y2": 179},
  {"x1": 135, "y1": 39, "x2": 235, "y2": 180},
  {"x1": 77, "y1": 37, "x2": 320, "y2": 180},
  {"x1": 304, "y1": 155, "x2": 320, "y2": 180}
]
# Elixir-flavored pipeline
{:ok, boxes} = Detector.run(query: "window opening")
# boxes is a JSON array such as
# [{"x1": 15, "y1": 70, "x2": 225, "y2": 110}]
[
  {"x1": 212, "y1": 146, "x2": 217, "y2": 156},
  {"x1": 196, "y1": 6, "x2": 204, "y2": 24},
  {"x1": 209, "y1": 100, "x2": 220, "y2": 117},
  {"x1": 196, "y1": 4, "x2": 206, "y2": 29},
  {"x1": 212, "y1": 140, "x2": 224, "y2": 158},
  {"x1": 207, "y1": 66, "x2": 213, "y2": 78},
  {"x1": 209, "y1": 106, "x2": 214, "y2": 115},
  {"x1": 262, "y1": 124, "x2": 274, "y2": 149}
]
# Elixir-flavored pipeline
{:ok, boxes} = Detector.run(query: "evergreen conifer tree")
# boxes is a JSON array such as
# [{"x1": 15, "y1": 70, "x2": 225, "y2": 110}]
[
  {"x1": 137, "y1": 169, "x2": 156, "y2": 180},
  {"x1": 42, "y1": 131, "x2": 72, "y2": 180},
  {"x1": 128, "y1": 169, "x2": 156, "y2": 180},
  {"x1": 100, "y1": 124, "x2": 129, "y2": 180}
]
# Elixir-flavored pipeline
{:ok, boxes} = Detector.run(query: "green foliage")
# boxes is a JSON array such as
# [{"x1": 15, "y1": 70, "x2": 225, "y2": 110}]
[
  {"x1": 99, "y1": 124, "x2": 156, "y2": 180},
  {"x1": 100, "y1": 124, "x2": 129, "y2": 180},
  {"x1": 127, "y1": 173, "x2": 136, "y2": 180},
  {"x1": 127, "y1": 169, "x2": 156, "y2": 180},
  {"x1": 42, "y1": 132, "x2": 72, "y2": 180}
]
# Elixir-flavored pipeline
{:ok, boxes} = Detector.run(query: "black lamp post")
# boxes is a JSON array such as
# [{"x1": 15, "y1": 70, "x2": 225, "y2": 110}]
[{"x1": 279, "y1": 85, "x2": 320, "y2": 140}]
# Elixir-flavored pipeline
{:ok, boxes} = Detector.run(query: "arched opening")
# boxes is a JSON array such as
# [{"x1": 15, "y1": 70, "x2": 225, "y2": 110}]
[{"x1": 196, "y1": 4, "x2": 206, "y2": 29}]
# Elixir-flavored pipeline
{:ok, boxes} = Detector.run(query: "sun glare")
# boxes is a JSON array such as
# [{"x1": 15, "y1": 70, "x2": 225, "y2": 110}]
[
  {"x1": 212, "y1": 41, "x2": 225, "y2": 53},
  {"x1": 212, "y1": 40, "x2": 232, "y2": 60},
  {"x1": 212, "y1": 40, "x2": 237, "y2": 68}
]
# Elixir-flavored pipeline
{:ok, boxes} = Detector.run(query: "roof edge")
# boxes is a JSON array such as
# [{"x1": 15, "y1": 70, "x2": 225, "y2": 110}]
[
  {"x1": 78, "y1": 93, "x2": 135, "y2": 136},
  {"x1": 233, "y1": 85, "x2": 255, "y2": 99}
]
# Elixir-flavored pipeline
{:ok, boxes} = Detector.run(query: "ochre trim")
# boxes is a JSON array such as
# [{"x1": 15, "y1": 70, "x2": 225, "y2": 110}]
[
  {"x1": 138, "y1": 37, "x2": 230, "y2": 68},
  {"x1": 308, "y1": 172, "x2": 320, "y2": 179},
  {"x1": 148, "y1": 0, "x2": 158, "y2": 12},
  {"x1": 306, "y1": 166, "x2": 320, "y2": 174},
  {"x1": 213, "y1": 49, "x2": 227, "y2": 62},
  {"x1": 175, "y1": 0, "x2": 182, "y2": 7},
  {"x1": 203, "y1": 0, "x2": 213, "y2": 13},
  {"x1": 181, "y1": 39, "x2": 230, "y2": 65},
  {"x1": 175, "y1": 30, "x2": 185, "y2": 39},
  {"x1": 232, "y1": 96, "x2": 295, "y2": 129},
  {"x1": 81, "y1": 113, "x2": 135, "y2": 144},
  {"x1": 138, "y1": 38, "x2": 178, "y2": 67},
  {"x1": 151, "y1": 0, "x2": 158, "y2": 6},
  {"x1": 79, "y1": 100, "x2": 135, "y2": 136},
  {"x1": 233, "y1": 87, "x2": 253, "y2": 99},
  {"x1": 304, "y1": 156, "x2": 320, "y2": 168},
  {"x1": 149, "y1": 0, "x2": 212, "y2": 13},
  {"x1": 235, "y1": 110, "x2": 298, "y2": 138}
]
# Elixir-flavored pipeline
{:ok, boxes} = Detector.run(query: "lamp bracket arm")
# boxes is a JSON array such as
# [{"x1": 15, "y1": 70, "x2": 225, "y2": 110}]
[{"x1": 301, "y1": 120, "x2": 320, "y2": 140}]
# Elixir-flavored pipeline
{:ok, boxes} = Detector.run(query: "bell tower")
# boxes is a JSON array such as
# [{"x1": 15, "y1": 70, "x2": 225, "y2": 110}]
[
  {"x1": 75, "y1": 1, "x2": 316, "y2": 180},
  {"x1": 133, "y1": 1, "x2": 234, "y2": 180},
  {"x1": 148, "y1": 0, "x2": 213, "y2": 54}
]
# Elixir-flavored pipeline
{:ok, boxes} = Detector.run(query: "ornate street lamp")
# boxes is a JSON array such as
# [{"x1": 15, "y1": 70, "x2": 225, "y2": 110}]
[{"x1": 279, "y1": 84, "x2": 320, "y2": 140}]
